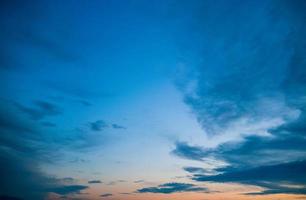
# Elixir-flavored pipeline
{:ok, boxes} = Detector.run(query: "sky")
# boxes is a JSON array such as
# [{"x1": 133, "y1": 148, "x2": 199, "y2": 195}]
[{"x1": 0, "y1": 0, "x2": 306, "y2": 200}]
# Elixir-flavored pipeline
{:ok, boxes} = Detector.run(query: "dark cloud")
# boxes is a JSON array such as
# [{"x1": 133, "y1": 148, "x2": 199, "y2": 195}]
[
  {"x1": 175, "y1": 0, "x2": 306, "y2": 136},
  {"x1": 0, "y1": 147, "x2": 88, "y2": 199},
  {"x1": 137, "y1": 182, "x2": 208, "y2": 194},
  {"x1": 89, "y1": 120, "x2": 126, "y2": 132},
  {"x1": 172, "y1": 106, "x2": 306, "y2": 195},
  {"x1": 272, "y1": 110, "x2": 306, "y2": 136},
  {"x1": 172, "y1": 2, "x2": 306, "y2": 189},
  {"x1": 173, "y1": 114, "x2": 306, "y2": 195},
  {"x1": 0, "y1": 100, "x2": 88, "y2": 199},
  {"x1": 193, "y1": 160, "x2": 306, "y2": 195},
  {"x1": 172, "y1": 142, "x2": 207, "y2": 162},
  {"x1": 216, "y1": 135, "x2": 306, "y2": 167},
  {"x1": 183, "y1": 167, "x2": 206, "y2": 174},
  {"x1": 173, "y1": 129, "x2": 306, "y2": 168},
  {"x1": 15, "y1": 100, "x2": 62, "y2": 121},
  {"x1": 245, "y1": 183, "x2": 306, "y2": 196},
  {"x1": 90, "y1": 120, "x2": 107, "y2": 131},
  {"x1": 194, "y1": 160, "x2": 306, "y2": 183},
  {"x1": 49, "y1": 185, "x2": 88, "y2": 195},
  {"x1": 112, "y1": 124, "x2": 126, "y2": 129},
  {"x1": 100, "y1": 193, "x2": 112, "y2": 197},
  {"x1": 172, "y1": 7, "x2": 306, "y2": 196},
  {"x1": 0, "y1": 101, "x2": 42, "y2": 154},
  {"x1": 88, "y1": 180, "x2": 102, "y2": 184}
]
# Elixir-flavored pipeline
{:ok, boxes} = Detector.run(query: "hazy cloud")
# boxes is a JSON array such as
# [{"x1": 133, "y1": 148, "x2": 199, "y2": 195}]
[
  {"x1": 89, "y1": 120, "x2": 126, "y2": 131},
  {"x1": 137, "y1": 182, "x2": 208, "y2": 194},
  {"x1": 88, "y1": 180, "x2": 102, "y2": 184},
  {"x1": 89, "y1": 120, "x2": 107, "y2": 131},
  {"x1": 183, "y1": 167, "x2": 207, "y2": 174},
  {"x1": 112, "y1": 124, "x2": 126, "y2": 129},
  {"x1": 172, "y1": 142, "x2": 208, "y2": 162},
  {"x1": 15, "y1": 100, "x2": 61, "y2": 121},
  {"x1": 49, "y1": 185, "x2": 88, "y2": 195},
  {"x1": 100, "y1": 193, "x2": 112, "y2": 197}
]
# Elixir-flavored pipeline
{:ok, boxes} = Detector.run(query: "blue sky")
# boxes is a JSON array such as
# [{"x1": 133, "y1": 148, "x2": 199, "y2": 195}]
[{"x1": 1, "y1": 0, "x2": 306, "y2": 200}]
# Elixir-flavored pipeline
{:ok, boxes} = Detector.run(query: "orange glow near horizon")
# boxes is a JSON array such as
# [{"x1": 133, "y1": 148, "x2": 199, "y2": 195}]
[{"x1": 60, "y1": 182, "x2": 306, "y2": 200}]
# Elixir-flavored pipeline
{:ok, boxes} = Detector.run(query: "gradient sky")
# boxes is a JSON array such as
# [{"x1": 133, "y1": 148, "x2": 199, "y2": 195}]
[{"x1": 1, "y1": 0, "x2": 306, "y2": 200}]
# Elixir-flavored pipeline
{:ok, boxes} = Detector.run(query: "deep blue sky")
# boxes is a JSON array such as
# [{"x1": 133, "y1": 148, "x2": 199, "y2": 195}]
[{"x1": 1, "y1": 0, "x2": 306, "y2": 200}]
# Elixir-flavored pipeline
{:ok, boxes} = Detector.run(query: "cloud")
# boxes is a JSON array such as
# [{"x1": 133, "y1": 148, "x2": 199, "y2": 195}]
[
  {"x1": 15, "y1": 100, "x2": 62, "y2": 121},
  {"x1": 137, "y1": 182, "x2": 208, "y2": 194},
  {"x1": 174, "y1": 129, "x2": 306, "y2": 168},
  {"x1": 134, "y1": 180, "x2": 144, "y2": 183},
  {"x1": 183, "y1": 167, "x2": 207, "y2": 174},
  {"x1": 0, "y1": 100, "x2": 88, "y2": 200},
  {"x1": 172, "y1": 7, "x2": 306, "y2": 193},
  {"x1": 0, "y1": 150, "x2": 85, "y2": 200},
  {"x1": 0, "y1": 102, "x2": 35, "y2": 133},
  {"x1": 193, "y1": 160, "x2": 306, "y2": 183},
  {"x1": 172, "y1": 112, "x2": 306, "y2": 195},
  {"x1": 100, "y1": 193, "x2": 112, "y2": 197},
  {"x1": 172, "y1": 142, "x2": 207, "y2": 161},
  {"x1": 216, "y1": 135, "x2": 306, "y2": 167},
  {"x1": 173, "y1": 110, "x2": 306, "y2": 195},
  {"x1": 193, "y1": 160, "x2": 306, "y2": 195},
  {"x1": 171, "y1": 2, "x2": 306, "y2": 196},
  {"x1": 112, "y1": 124, "x2": 126, "y2": 129},
  {"x1": 245, "y1": 184, "x2": 306, "y2": 196},
  {"x1": 88, "y1": 180, "x2": 102, "y2": 184},
  {"x1": 0, "y1": 100, "x2": 41, "y2": 154},
  {"x1": 89, "y1": 120, "x2": 126, "y2": 131},
  {"x1": 175, "y1": 0, "x2": 306, "y2": 138},
  {"x1": 90, "y1": 120, "x2": 108, "y2": 131},
  {"x1": 272, "y1": 110, "x2": 306, "y2": 136},
  {"x1": 49, "y1": 185, "x2": 88, "y2": 195}
]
